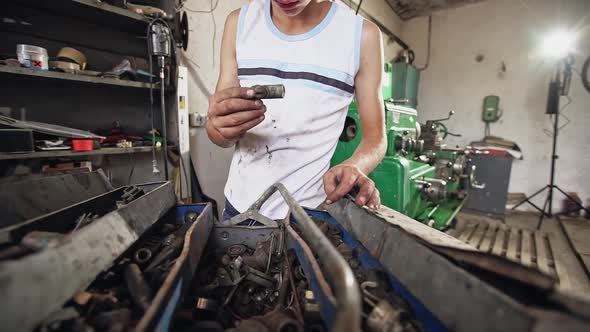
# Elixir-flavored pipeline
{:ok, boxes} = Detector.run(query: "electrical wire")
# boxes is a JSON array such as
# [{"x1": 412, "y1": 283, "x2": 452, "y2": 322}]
[
  {"x1": 181, "y1": 0, "x2": 220, "y2": 13},
  {"x1": 416, "y1": 16, "x2": 432, "y2": 71},
  {"x1": 182, "y1": 0, "x2": 218, "y2": 66},
  {"x1": 355, "y1": 0, "x2": 364, "y2": 15}
]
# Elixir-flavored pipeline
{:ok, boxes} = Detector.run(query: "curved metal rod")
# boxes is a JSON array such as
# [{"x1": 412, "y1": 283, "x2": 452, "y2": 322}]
[
  {"x1": 225, "y1": 187, "x2": 279, "y2": 226},
  {"x1": 265, "y1": 183, "x2": 362, "y2": 331}
]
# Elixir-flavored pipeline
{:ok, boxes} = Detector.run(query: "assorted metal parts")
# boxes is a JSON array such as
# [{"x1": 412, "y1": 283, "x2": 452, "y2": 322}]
[
  {"x1": 250, "y1": 84, "x2": 286, "y2": 99},
  {"x1": 309, "y1": 217, "x2": 421, "y2": 332},
  {"x1": 362, "y1": 282, "x2": 416, "y2": 332},
  {"x1": 189, "y1": 233, "x2": 288, "y2": 326},
  {"x1": 30, "y1": 204, "x2": 214, "y2": 332},
  {"x1": 0, "y1": 182, "x2": 175, "y2": 332},
  {"x1": 5, "y1": 180, "x2": 589, "y2": 332},
  {"x1": 124, "y1": 263, "x2": 153, "y2": 311},
  {"x1": 172, "y1": 184, "x2": 361, "y2": 331}
]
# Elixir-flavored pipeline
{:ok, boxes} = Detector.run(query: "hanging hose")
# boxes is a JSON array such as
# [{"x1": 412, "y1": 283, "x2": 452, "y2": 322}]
[{"x1": 416, "y1": 16, "x2": 432, "y2": 71}]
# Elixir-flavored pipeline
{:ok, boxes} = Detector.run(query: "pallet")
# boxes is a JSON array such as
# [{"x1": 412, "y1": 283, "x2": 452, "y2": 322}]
[{"x1": 455, "y1": 221, "x2": 559, "y2": 280}]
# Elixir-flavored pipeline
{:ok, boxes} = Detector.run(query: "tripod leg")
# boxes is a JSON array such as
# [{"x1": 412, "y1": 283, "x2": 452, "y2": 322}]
[
  {"x1": 537, "y1": 194, "x2": 550, "y2": 229},
  {"x1": 512, "y1": 186, "x2": 549, "y2": 210},
  {"x1": 527, "y1": 200, "x2": 551, "y2": 216}
]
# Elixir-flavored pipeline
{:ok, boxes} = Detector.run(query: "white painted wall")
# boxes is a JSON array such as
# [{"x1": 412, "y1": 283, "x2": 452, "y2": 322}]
[
  {"x1": 183, "y1": 0, "x2": 405, "y2": 216},
  {"x1": 401, "y1": 0, "x2": 590, "y2": 210}
]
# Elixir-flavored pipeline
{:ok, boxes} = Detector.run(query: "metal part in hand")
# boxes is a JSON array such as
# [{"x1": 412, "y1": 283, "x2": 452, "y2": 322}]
[{"x1": 250, "y1": 85, "x2": 286, "y2": 99}]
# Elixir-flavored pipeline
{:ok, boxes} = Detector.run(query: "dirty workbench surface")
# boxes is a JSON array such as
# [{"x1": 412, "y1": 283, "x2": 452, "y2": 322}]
[{"x1": 448, "y1": 211, "x2": 590, "y2": 293}]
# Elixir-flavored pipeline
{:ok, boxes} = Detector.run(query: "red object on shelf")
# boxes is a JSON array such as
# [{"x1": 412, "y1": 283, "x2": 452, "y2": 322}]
[{"x1": 72, "y1": 139, "x2": 94, "y2": 151}]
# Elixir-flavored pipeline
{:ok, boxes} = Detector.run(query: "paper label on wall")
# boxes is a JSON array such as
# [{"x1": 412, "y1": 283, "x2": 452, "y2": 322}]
[{"x1": 179, "y1": 96, "x2": 186, "y2": 110}]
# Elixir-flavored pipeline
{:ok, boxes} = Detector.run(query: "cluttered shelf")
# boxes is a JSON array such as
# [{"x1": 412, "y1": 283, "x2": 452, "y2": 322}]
[
  {"x1": 0, "y1": 66, "x2": 152, "y2": 89},
  {"x1": 0, "y1": 146, "x2": 168, "y2": 161}
]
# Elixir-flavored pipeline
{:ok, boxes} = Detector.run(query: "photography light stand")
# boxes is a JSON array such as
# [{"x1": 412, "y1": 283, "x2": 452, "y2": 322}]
[{"x1": 512, "y1": 55, "x2": 590, "y2": 228}]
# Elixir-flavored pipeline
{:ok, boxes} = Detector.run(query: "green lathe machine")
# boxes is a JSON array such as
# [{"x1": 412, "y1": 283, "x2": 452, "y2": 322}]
[{"x1": 331, "y1": 61, "x2": 483, "y2": 230}]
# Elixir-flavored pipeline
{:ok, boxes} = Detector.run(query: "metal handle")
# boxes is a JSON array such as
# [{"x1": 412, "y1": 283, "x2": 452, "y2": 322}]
[
  {"x1": 231, "y1": 183, "x2": 362, "y2": 331},
  {"x1": 472, "y1": 181, "x2": 486, "y2": 190},
  {"x1": 470, "y1": 165, "x2": 486, "y2": 189},
  {"x1": 225, "y1": 185, "x2": 284, "y2": 226},
  {"x1": 433, "y1": 110, "x2": 455, "y2": 122}
]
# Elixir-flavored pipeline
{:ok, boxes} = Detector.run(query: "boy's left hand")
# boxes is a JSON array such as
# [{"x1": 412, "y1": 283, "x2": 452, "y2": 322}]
[{"x1": 323, "y1": 164, "x2": 380, "y2": 209}]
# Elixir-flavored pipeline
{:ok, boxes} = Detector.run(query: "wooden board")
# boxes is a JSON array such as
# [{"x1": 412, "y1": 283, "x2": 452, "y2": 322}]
[
  {"x1": 506, "y1": 228, "x2": 520, "y2": 262},
  {"x1": 535, "y1": 232, "x2": 553, "y2": 276},
  {"x1": 492, "y1": 226, "x2": 506, "y2": 256},
  {"x1": 479, "y1": 223, "x2": 498, "y2": 252},
  {"x1": 521, "y1": 229, "x2": 534, "y2": 267},
  {"x1": 468, "y1": 222, "x2": 488, "y2": 248},
  {"x1": 454, "y1": 219, "x2": 557, "y2": 279}
]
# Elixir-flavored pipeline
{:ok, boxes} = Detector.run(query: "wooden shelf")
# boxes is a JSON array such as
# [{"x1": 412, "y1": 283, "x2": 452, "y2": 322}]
[
  {"x1": 0, "y1": 66, "x2": 152, "y2": 89},
  {"x1": 0, "y1": 146, "x2": 164, "y2": 161}
]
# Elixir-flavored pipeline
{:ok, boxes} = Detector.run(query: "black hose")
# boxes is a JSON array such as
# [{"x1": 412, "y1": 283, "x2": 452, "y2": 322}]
[
  {"x1": 582, "y1": 55, "x2": 590, "y2": 94},
  {"x1": 408, "y1": 50, "x2": 416, "y2": 65},
  {"x1": 416, "y1": 16, "x2": 432, "y2": 71}
]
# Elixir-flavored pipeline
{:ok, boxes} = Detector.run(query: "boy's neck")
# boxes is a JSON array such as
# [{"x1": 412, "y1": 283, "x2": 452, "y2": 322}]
[{"x1": 270, "y1": 0, "x2": 332, "y2": 35}]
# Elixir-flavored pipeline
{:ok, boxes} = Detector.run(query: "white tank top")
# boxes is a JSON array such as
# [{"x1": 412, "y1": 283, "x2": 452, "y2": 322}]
[{"x1": 224, "y1": 0, "x2": 364, "y2": 219}]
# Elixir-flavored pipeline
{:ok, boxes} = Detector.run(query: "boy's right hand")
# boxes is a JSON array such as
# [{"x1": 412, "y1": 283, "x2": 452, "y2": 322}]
[{"x1": 207, "y1": 87, "x2": 266, "y2": 142}]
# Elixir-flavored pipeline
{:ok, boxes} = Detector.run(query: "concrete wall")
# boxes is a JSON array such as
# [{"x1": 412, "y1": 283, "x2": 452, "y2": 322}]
[
  {"x1": 401, "y1": 0, "x2": 590, "y2": 210},
  {"x1": 183, "y1": 0, "x2": 248, "y2": 216},
  {"x1": 183, "y1": 0, "x2": 405, "y2": 216}
]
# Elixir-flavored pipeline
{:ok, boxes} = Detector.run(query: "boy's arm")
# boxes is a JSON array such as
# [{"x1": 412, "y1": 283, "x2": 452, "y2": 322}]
[
  {"x1": 207, "y1": 9, "x2": 267, "y2": 148},
  {"x1": 323, "y1": 20, "x2": 387, "y2": 208}
]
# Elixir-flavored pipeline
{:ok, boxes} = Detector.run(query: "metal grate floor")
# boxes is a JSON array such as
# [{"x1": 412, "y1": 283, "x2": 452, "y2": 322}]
[{"x1": 455, "y1": 221, "x2": 558, "y2": 279}]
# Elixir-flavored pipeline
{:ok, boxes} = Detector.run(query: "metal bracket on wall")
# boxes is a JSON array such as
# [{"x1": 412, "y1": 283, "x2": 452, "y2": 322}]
[{"x1": 189, "y1": 113, "x2": 207, "y2": 127}]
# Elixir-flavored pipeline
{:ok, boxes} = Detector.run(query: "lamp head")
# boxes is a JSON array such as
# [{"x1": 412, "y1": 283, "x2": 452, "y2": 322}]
[{"x1": 541, "y1": 29, "x2": 576, "y2": 59}]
